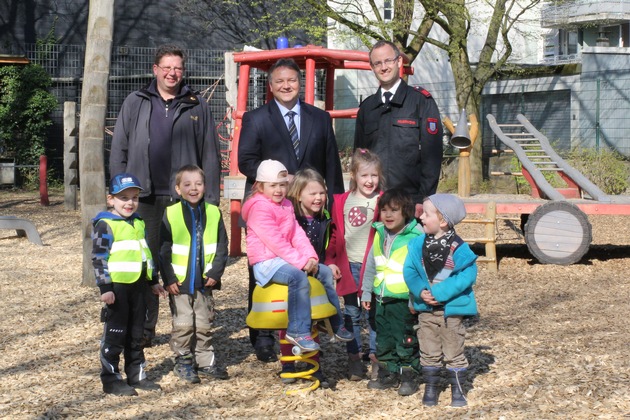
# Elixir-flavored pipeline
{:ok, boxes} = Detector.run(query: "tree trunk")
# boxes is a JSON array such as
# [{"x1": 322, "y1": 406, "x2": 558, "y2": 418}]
[{"x1": 79, "y1": 0, "x2": 114, "y2": 286}]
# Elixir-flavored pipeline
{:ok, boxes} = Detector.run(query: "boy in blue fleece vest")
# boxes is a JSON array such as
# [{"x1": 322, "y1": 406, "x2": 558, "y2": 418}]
[{"x1": 403, "y1": 194, "x2": 478, "y2": 407}]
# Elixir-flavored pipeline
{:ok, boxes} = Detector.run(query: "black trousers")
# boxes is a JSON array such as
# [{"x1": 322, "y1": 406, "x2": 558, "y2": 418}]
[
  {"x1": 100, "y1": 280, "x2": 148, "y2": 384},
  {"x1": 137, "y1": 195, "x2": 173, "y2": 340}
]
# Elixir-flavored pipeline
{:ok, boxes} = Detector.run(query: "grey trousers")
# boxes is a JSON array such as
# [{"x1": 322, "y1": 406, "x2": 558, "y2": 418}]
[
  {"x1": 169, "y1": 289, "x2": 217, "y2": 368},
  {"x1": 417, "y1": 311, "x2": 468, "y2": 369}
]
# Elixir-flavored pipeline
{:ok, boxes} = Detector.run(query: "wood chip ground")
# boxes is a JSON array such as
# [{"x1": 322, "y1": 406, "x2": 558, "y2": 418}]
[{"x1": 1, "y1": 191, "x2": 629, "y2": 419}]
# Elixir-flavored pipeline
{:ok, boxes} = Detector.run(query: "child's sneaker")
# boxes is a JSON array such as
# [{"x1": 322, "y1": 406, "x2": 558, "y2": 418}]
[
  {"x1": 174, "y1": 356, "x2": 201, "y2": 384},
  {"x1": 198, "y1": 365, "x2": 229, "y2": 380},
  {"x1": 285, "y1": 333, "x2": 321, "y2": 352},
  {"x1": 334, "y1": 326, "x2": 353, "y2": 342}
]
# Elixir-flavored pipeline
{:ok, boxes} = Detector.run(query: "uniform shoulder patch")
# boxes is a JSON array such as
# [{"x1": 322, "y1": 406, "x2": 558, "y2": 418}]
[
  {"x1": 427, "y1": 118, "x2": 439, "y2": 135},
  {"x1": 413, "y1": 86, "x2": 432, "y2": 98}
]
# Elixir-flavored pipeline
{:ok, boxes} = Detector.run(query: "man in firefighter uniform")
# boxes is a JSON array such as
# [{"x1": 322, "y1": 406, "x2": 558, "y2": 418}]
[{"x1": 355, "y1": 40, "x2": 443, "y2": 216}]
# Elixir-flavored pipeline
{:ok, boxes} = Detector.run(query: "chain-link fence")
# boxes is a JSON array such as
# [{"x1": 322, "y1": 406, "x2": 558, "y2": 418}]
[
  {"x1": 480, "y1": 71, "x2": 630, "y2": 160},
  {"x1": 25, "y1": 44, "x2": 332, "y2": 183},
  {"x1": 23, "y1": 43, "x2": 630, "y2": 185},
  {"x1": 26, "y1": 44, "x2": 232, "y2": 181}
]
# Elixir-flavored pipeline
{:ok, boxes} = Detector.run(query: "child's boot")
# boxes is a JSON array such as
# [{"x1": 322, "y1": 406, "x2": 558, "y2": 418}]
[
  {"x1": 369, "y1": 353, "x2": 379, "y2": 381},
  {"x1": 347, "y1": 354, "x2": 365, "y2": 381},
  {"x1": 367, "y1": 362, "x2": 399, "y2": 390},
  {"x1": 128, "y1": 378, "x2": 161, "y2": 391},
  {"x1": 421, "y1": 366, "x2": 441, "y2": 406},
  {"x1": 447, "y1": 368, "x2": 468, "y2": 407},
  {"x1": 103, "y1": 379, "x2": 138, "y2": 396},
  {"x1": 279, "y1": 362, "x2": 297, "y2": 384},
  {"x1": 173, "y1": 355, "x2": 201, "y2": 384},
  {"x1": 398, "y1": 366, "x2": 419, "y2": 396}
]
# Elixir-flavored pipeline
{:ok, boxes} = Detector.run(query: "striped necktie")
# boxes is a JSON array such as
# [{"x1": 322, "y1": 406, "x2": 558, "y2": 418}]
[{"x1": 287, "y1": 111, "x2": 299, "y2": 158}]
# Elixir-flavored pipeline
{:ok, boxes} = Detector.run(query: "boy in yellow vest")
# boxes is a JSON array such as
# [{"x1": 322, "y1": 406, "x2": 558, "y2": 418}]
[
  {"x1": 361, "y1": 188, "x2": 423, "y2": 396},
  {"x1": 92, "y1": 173, "x2": 167, "y2": 396},
  {"x1": 159, "y1": 164, "x2": 229, "y2": 384}
]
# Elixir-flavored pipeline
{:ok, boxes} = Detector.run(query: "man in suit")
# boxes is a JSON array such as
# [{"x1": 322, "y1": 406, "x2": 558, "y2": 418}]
[{"x1": 238, "y1": 58, "x2": 344, "y2": 362}]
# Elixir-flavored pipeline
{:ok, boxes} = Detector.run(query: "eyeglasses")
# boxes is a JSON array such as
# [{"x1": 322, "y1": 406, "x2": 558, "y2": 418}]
[
  {"x1": 371, "y1": 56, "x2": 399, "y2": 69},
  {"x1": 156, "y1": 65, "x2": 184, "y2": 74}
]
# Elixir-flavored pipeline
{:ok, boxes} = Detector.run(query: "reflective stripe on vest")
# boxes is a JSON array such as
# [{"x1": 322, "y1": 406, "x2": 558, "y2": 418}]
[
  {"x1": 372, "y1": 231, "x2": 412, "y2": 299},
  {"x1": 166, "y1": 202, "x2": 220, "y2": 283},
  {"x1": 103, "y1": 218, "x2": 153, "y2": 283}
]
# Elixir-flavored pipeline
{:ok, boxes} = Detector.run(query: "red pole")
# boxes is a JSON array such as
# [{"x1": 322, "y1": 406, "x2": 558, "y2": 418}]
[
  {"x1": 39, "y1": 155, "x2": 49, "y2": 206},
  {"x1": 304, "y1": 58, "x2": 315, "y2": 104}
]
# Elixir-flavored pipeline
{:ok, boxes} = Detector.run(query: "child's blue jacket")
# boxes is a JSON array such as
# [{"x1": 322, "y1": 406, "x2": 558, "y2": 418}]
[{"x1": 403, "y1": 233, "x2": 478, "y2": 317}]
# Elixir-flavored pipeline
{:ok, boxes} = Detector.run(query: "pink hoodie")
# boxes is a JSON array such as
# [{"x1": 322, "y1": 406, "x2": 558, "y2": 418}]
[{"x1": 242, "y1": 193, "x2": 317, "y2": 269}]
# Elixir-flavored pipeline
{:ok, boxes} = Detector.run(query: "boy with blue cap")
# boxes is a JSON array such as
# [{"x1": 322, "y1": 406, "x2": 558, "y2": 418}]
[
  {"x1": 92, "y1": 173, "x2": 166, "y2": 396},
  {"x1": 403, "y1": 193, "x2": 478, "y2": 407}
]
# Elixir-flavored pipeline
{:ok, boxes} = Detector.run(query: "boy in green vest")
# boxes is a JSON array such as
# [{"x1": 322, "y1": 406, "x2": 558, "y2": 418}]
[
  {"x1": 92, "y1": 173, "x2": 167, "y2": 396},
  {"x1": 159, "y1": 164, "x2": 229, "y2": 384},
  {"x1": 361, "y1": 188, "x2": 423, "y2": 396}
]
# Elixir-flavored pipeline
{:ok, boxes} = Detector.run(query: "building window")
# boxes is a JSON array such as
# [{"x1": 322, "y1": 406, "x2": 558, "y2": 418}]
[
  {"x1": 559, "y1": 29, "x2": 578, "y2": 56},
  {"x1": 384, "y1": 1, "x2": 392, "y2": 21}
]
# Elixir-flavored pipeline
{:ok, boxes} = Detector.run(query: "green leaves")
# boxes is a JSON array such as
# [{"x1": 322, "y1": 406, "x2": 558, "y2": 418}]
[{"x1": 0, "y1": 64, "x2": 57, "y2": 169}]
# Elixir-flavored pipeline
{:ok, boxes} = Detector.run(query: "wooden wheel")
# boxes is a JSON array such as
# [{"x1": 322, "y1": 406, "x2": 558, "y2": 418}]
[{"x1": 524, "y1": 201, "x2": 592, "y2": 265}]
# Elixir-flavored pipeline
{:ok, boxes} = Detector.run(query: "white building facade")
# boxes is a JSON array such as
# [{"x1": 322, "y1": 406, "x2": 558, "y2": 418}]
[{"x1": 327, "y1": 0, "x2": 630, "y2": 157}]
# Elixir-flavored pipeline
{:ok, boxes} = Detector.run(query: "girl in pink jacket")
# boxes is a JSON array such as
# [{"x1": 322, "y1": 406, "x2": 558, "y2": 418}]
[{"x1": 242, "y1": 160, "x2": 352, "y2": 352}]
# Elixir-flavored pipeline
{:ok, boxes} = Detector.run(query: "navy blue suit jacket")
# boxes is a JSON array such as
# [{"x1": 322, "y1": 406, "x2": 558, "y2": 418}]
[{"x1": 238, "y1": 99, "x2": 344, "y2": 200}]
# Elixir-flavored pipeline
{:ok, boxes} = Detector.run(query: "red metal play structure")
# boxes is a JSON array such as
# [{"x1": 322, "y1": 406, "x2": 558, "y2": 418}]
[
  {"x1": 225, "y1": 46, "x2": 412, "y2": 256},
  {"x1": 225, "y1": 46, "x2": 630, "y2": 268}
]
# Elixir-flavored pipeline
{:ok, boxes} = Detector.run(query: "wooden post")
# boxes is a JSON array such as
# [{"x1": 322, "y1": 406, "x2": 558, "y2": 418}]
[
  {"x1": 78, "y1": 0, "x2": 114, "y2": 286},
  {"x1": 484, "y1": 202, "x2": 497, "y2": 272},
  {"x1": 443, "y1": 113, "x2": 478, "y2": 198},
  {"x1": 64, "y1": 101, "x2": 78, "y2": 210},
  {"x1": 458, "y1": 152, "x2": 471, "y2": 197}
]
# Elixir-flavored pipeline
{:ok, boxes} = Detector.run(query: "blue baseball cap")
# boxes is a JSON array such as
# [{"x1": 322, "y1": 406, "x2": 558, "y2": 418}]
[{"x1": 109, "y1": 173, "x2": 144, "y2": 195}]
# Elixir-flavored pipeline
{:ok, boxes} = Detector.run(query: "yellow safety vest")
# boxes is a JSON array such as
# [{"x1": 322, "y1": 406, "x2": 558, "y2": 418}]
[
  {"x1": 103, "y1": 218, "x2": 153, "y2": 283},
  {"x1": 166, "y1": 202, "x2": 220, "y2": 283},
  {"x1": 372, "y1": 221, "x2": 421, "y2": 299}
]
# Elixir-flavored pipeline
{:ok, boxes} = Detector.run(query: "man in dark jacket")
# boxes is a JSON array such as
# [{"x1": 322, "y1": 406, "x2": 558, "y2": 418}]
[
  {"x1": 355, "y1": 40, "x2": 443, "y2": 216},
  {"x1": 238, "y1": 58, "x2": 344, "y2": 362},
  {"x1": 110, "y1": 44, "x2": 222, "y2": 346}
]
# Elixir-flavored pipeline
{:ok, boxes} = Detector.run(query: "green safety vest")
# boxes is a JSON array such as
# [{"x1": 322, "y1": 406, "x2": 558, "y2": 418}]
[
  {"x1": 166, "y1": 202, "x2": 220, "y2": 283},
  {"x1": 103, "y1": 218, "x2": 153, "y2": 283},
  {"x1": 372, "y1": 220, "x2": 421, "y2": 299}
]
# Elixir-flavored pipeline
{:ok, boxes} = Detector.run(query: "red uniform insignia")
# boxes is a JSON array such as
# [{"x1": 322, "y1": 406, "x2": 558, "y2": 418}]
[
  {"x1": 414, "y1": 86, "x2": 432, "y2": 98},
  {"x1": 427, "y1": 118, "x2": 438, "y2": 135},
  {"x1": 396, "y1": 119, "x2": 418, "y2": 127}
]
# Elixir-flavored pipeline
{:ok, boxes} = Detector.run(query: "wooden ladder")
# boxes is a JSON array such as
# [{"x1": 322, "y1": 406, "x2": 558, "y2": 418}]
[
  {"x1": 487, "y1": 114, "x2": 610, "y2": 203},
  {"x1": 461, "y1": 201, "x2": 497, "y2": 272}
]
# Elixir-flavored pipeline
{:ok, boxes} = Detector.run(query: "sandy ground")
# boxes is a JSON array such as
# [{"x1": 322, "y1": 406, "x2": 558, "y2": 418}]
[{"x1": 1, "y1": 190, "x2": 630, "y2": 419}]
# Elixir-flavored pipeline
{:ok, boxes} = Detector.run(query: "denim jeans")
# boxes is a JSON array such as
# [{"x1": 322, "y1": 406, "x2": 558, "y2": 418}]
[
  {"x1": 271, "y1": 264, "x2": 311, "y2": 336},
  {"x1": 316, "y1": 264, "x2": 344, "y2": 332},
  {"x1": 343, "y1": 262, "x2": 377, "y2": 355}
]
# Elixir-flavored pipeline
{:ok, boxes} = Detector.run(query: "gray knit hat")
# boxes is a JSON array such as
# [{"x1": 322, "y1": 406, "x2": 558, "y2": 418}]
[{"x1": 427, "y1": 193, "x2": 466, "y2": 227}]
